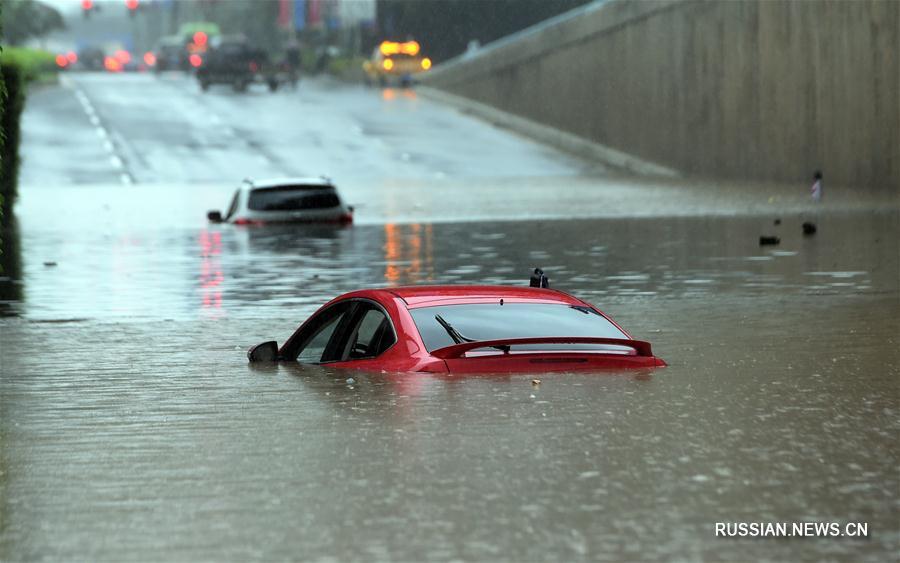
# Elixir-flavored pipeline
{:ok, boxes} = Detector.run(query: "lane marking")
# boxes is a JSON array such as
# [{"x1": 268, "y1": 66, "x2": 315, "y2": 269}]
[{"x1": 68, "y1": 79, "x2": 135, "y2": 183}]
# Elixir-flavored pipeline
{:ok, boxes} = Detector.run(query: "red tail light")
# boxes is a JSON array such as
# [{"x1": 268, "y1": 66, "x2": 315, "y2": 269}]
[
  {"x1": 249, "y1": 61, "x2": 258, "y2": 72},
  {"x1": 233, "y1": 218, "x2": 265, "y2": 226}
]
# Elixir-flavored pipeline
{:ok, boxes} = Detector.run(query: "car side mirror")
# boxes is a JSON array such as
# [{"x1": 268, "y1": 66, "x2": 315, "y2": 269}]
[
  {"x1": 248, "y1": 341, "x2": 279, "y2": 362},
  {"x1": 207, "y1": 210, "x2": 223, "y2": 223}
]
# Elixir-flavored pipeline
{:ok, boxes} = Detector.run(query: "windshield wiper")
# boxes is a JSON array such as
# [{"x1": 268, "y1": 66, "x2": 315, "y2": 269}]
[
  {"x1": 434, "y1": 314, "x2": 510, "y2": 353},
  {"x1": 434, "y1": 314, "x2": 474, "y2": 344}
]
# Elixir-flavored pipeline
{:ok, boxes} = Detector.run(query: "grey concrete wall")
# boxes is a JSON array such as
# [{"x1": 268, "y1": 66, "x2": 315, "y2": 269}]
[{"x1": 422, "y1": 0, "x2": 899, "y2": 191}]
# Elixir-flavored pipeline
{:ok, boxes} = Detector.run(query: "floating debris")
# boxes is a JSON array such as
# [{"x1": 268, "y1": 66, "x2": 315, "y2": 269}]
[
  {"x1": 531, "y1": 379, "x2": 542, "y2": 386},
  {"x1": 759, "y1": 236, "x2": 780, "y2": 246}
]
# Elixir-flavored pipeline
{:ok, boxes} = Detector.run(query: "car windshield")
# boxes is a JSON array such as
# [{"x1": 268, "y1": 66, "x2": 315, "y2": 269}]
[
  {"x1": 247, "y1": 186, "x2": 340, "y2": 211},
  {"x1": 409, "y1": 303, "x2": 628, "y2": 352}
]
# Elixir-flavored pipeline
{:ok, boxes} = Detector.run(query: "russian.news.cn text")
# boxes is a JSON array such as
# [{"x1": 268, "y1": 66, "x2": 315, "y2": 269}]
[{"x1": 715, "y1": 522, "x2": 868, "y2": 538}]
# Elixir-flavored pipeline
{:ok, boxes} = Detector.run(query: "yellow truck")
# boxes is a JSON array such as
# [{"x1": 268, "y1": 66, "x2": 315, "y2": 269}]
[{"x1": 363, "y1": 40, "x2": 431, "y2": 87}]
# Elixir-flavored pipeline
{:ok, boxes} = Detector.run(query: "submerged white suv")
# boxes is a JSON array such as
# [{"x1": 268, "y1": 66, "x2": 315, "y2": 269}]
[{"x1": 208, "y1": 177, "x2": 353, "y2": 225}]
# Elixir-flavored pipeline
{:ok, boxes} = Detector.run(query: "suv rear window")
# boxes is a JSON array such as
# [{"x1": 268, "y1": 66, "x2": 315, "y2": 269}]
[
  {"x1": 409, "y1": 303, "x2": 628, "y2": 352},
  {"x1": 247, "y1": 186, "x2": 340, "y2": 211}
]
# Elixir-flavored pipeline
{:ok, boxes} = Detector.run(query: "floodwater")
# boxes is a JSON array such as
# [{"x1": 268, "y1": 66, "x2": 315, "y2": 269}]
[{"x1": 1, "y1": 191, "x2": 898, "y2": 560}]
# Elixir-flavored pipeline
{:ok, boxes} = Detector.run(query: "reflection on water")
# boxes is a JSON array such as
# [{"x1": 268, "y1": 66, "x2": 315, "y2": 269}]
[
  {"x1": 0, "y1": 209, "x2": 898, "y2": 561},
  {"x1": 7, "y1": 211, "x2": 897, "y2": 320},
  {"x1": 199, "y1": 230, "x2": 223, "y2": 313},
  {"x1": 384, "y1": 222, "x2": 434, "y2": 284}
]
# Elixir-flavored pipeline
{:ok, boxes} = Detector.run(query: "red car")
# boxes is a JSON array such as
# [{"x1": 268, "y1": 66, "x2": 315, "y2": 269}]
[{"x1": 248, "y1": 283, "x2": 666, "y2": 374}]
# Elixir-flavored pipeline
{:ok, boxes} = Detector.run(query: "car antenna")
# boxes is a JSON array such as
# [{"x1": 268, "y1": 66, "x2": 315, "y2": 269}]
[{"x1": 530, "y1": 268, "x2": 549, "y2": 288}]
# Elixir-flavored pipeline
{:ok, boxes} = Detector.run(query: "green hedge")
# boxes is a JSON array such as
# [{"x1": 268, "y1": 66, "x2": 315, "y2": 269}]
[
  {"x1": 0, "y1": 46, "x2": 58, "y2": 84},
  {"x1": 1, "y1": 63, "x2": 24, "y2": 222}
]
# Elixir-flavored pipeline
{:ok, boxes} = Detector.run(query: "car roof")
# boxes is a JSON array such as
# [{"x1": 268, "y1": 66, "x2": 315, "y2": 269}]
[
  {"x1": 343, "y1": 285, "x2": 586, "y2": 309},
  {"x1": 243, "y1": 177, "x2": 334, "y2": 190}
]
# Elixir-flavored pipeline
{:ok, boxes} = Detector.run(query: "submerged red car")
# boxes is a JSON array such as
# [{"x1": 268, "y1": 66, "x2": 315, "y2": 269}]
[{"x1": 248, "y1": 282, "x2": 666, "y2": 374}]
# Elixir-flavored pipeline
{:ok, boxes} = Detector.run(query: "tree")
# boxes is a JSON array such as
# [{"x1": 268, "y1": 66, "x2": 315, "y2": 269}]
[{"x1": 1, "y1": 0, "x2": 66, "y2": 46}]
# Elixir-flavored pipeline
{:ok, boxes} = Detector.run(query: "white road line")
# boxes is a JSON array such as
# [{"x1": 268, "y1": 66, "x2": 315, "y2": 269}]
[
  {"x1": 120, "y1": 173, "x2": 134, "y2": 185},
  {"x1": 95, "y1": 127, "x2": 108, "y2": 139},
  {"x1": 89, "y1": 115, "x2": 100, "y2": 126},
  {"x1": 256, "y1": 155, "x2": 270, "y2": 164},
  {"x1": 103, "y1": 140, "x2": 114, "y2": 152},
  {"x1": 110, "y1": 156, "x2": 124, "y2": 169}
]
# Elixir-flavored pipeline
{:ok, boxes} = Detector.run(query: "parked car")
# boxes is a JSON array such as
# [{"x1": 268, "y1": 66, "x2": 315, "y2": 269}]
[
  {"x1": 363, "y1": 40, "x2": 432, "y2": 87},
  {"x1": 247, "y1": 278, "x2": 666, "y2": 373},
  {"x1": 207, "y1": 177, "x2": 353, "y2": 225}
]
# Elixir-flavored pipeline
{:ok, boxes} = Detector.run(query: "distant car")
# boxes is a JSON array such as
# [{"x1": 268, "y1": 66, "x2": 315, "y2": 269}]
[
  {"x1": 153, "y1": 36, "x2": 186, "y2": 71},
  {"x1": 207, "y1": 177, "x2": 353, "y2": 225},
  {"x1": 196, "y1": 39, "x2": 286, "y2": 92},
  {"x1": 77, "y1": 46, "x2": 105, "y2": 71},
  {"x1": 363, "y1": 40, "x2": 432, "y2": 87},
  {"x1": 247, "y1": 280, "x2": 666, "y2": 373}
]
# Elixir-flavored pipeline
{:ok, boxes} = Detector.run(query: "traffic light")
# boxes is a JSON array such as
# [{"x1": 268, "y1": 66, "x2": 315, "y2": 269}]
[
  {"x1": 82, "y1": 0, "x2": 93, "y2": 18},
  {"x1": 126, "y1": 0, "x2": 139, "y2": 16}
]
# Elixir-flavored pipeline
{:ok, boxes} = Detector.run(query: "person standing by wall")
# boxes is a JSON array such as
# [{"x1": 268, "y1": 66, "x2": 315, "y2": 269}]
[
  {"x1": 804, "y1": 170, "x2": 823, "y2": 235},
  {"x1": 811, "y1": 170, "x2": 823, "y2": 202}
]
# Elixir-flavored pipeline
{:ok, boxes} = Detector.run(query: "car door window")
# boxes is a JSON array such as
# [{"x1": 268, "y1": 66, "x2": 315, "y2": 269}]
[
  {"x1": 295, "y1": 305, "x2": 351, "y2": 364},
  {"x1": 343, "y1": 306, "x2": 396, "y2": 360}
]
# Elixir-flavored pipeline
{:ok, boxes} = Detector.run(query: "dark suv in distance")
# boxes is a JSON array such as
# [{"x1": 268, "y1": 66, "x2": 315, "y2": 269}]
[{"x1": 196, "y1": 38, "x2": 281, "y2": 92}]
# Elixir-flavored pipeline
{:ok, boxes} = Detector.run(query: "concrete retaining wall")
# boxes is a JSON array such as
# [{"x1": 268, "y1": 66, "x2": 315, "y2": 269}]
[{"x1": 422, "y1": 0, "x2": 899, "y2": 190}]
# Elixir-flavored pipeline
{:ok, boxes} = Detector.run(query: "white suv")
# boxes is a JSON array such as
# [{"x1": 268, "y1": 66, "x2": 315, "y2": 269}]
[{"x1": 208, "y1": 177, "x2": 353, "y2": 225}]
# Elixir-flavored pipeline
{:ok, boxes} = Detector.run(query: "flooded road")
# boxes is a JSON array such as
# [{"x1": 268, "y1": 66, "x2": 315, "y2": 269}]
[
  {"x1": 2, "y1": 73, "x2": 899, "y2": 561},
  {"x1": 2, "y1": 205, "x2": 897, "y2": 561}
]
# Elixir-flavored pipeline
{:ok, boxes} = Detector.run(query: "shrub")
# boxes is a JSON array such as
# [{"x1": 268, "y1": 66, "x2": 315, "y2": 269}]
[
  {"x1": 0, "y1": 46, "x2": 57, "y2": 84},
  {"x1": 0, "y1": 63, "x2": 24, "y2": 222}
]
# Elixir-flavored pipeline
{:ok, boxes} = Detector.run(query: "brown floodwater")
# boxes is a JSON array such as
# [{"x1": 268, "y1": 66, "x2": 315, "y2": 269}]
[{"x1": 1, "y1": 201, "x2": 898, "y2": 561}]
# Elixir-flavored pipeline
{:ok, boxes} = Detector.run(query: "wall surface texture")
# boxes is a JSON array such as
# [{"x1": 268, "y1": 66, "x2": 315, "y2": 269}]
[{"x1": 422, "y1": 0, "x2": 899, "y2": 190}]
